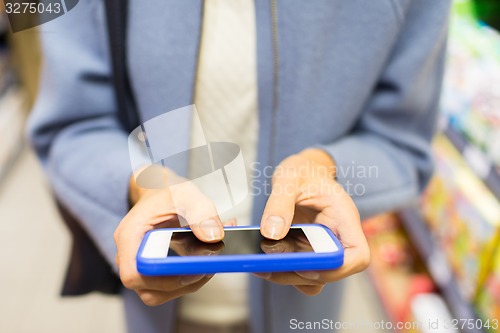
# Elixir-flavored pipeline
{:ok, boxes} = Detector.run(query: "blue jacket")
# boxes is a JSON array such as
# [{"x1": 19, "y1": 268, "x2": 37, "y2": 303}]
[{"x1": 28, "y1": 0, "x2": 450, "y2": 330}]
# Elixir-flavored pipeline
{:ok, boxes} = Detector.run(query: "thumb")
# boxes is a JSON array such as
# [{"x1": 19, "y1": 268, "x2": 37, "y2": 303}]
[{"x1": 260, "y1": 174, "x2": 298, "y2": 240}]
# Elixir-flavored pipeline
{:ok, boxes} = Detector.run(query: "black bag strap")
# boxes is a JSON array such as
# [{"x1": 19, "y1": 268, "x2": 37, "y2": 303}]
[
  {"x1": 59, "y1": 201, "x2": 121, "y2": 295},
  {"x1": 104, "y1": 0, "x2": 139, "y2": 132}
]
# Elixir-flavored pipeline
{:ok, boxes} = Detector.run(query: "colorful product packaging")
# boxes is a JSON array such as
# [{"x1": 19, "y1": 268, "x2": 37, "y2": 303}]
[
  {"x1": 440, "y1": 0, "x2": 500, "y2": 166},
  {"x1": 475, "y1": 245, "x2": 500, "y2": 333},
  {"x1": 421, "y1": 135, "x2": 500, "y2": 300}
]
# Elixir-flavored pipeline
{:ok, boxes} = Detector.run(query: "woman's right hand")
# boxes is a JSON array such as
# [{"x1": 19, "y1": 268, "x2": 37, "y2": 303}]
[{"x1": 114, "y1": 168, "x2": 225, "y2": 306}]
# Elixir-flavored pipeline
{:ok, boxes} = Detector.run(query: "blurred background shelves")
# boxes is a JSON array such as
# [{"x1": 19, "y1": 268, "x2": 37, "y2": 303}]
[
  {"x1": 366, "y1": 1, "x2": 500, "y2": 332},
  {"x1": 363, "y1": 213, "x2": 450, "y2": 333},
  {"x1": 399, "y1": 208, "x2": 485, "y2": 333},
  {"x1": 440, "y1": 0, "x2": 500, "y2": 194},
  {"x1": 444, "y1": 126, "x2": 500, "y2": 200}
]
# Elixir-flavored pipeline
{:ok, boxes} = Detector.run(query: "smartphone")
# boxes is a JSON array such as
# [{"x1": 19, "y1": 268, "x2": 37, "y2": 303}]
[{"x1": 136, "y1": 224, "x2": 344, "y2": 276}]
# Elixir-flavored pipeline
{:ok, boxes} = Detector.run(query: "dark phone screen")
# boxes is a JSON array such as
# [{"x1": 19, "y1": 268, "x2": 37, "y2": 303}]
[{"x1": 167, "y1": 228, "x2": 314, "y2": 257}]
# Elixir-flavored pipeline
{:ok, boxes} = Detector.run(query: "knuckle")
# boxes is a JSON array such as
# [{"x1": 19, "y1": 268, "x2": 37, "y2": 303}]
[
  {"x1": 120, "y1": 272, "x2": 138, "y2": 290},
  {"x1": 308, "y1": 286, "x2": 324, "y2": 296},
  {"x1": 138, "y1": 291, "x2": 162, "y2": 307},
  {"x1": 354, "y1": 211, "x2": 361, "y2": 224},
  {"x1": 296, "y1": 285, "x2": 324, "y2": 296},
  {"x1": 113, "y1": 230, "x2": 120, "y2": 244},
  {"x1": 114, "y1": 223, "x2": 123, "y2": 239},
  {"x1": 357, "y1": 246, "x2": 371, "y2": 271}
]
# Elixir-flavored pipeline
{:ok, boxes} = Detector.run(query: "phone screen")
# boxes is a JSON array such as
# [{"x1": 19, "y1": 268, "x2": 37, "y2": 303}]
[{"x1": 167, "y1": 228, "x2": 315, "y2": 257}]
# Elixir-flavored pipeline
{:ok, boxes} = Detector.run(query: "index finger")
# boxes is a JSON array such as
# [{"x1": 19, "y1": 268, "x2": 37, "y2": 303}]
[
  {"x1": 168, "y1": 181, "x2": 224, "y2": 243},
  {"x1": 260, "y1": 168, "x2": 300, "y2": 240}
]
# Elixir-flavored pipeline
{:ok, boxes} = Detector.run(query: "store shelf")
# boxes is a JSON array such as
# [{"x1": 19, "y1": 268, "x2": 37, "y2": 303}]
[
  {"x1": 398, "y1": 208, "x2": 484, "y2": 333},
  {"x1": 444, "y1": 126, "x2": 500, "y2": 199}
]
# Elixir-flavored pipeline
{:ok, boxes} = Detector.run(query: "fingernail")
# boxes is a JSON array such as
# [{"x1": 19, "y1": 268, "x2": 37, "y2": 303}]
[
  {"x1": 296, "y1": 271, "x2": 320, "y2": 280},
  {"x1": 200, "y1": 219, "x2": 223, "y2": 241},
  {"x1": 263, "y1": 216, "x2": 285, "y2": 239},
  {"x1": 180, "y1": 274, "x2": 205, "y2": 286}
]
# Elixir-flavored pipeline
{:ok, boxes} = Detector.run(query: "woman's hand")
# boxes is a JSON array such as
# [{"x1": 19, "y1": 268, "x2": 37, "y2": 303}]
[
  {"x1": 258, "y1": 149, "x2": 370, "y2": 295},
  {"x1": 114, "y1": 168, "x2": 226, "y2": 306}
]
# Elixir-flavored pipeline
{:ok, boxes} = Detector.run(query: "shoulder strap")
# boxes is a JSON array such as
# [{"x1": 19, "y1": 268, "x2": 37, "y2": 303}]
[{"x1": 104, "y1": 0, "x2": 140, "y2": 132}]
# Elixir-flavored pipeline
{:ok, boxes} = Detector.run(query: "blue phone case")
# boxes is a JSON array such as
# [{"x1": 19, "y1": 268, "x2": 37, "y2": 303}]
[{"x1": 136, "y1": 224, "x2": 344, "y2": 276}]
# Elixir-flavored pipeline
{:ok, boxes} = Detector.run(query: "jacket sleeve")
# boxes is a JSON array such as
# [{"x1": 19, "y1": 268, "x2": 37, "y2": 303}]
[
  {"x1": 318, "y1": 0, "x2": 451, "y2": 219},
  {"x1": 27, "y1": 0, "x2": 130, "y2": 267}
]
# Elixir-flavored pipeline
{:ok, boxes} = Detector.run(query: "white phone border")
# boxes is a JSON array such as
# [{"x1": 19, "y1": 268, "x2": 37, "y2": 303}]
[{"x1": 139, "y1": 225, "x2": 338, "y2": 259}]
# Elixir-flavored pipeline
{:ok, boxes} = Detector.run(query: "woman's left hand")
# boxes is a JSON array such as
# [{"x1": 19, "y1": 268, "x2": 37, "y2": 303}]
[{"x1": 256, "y1": 148, "x2": 370, "y2": 295}]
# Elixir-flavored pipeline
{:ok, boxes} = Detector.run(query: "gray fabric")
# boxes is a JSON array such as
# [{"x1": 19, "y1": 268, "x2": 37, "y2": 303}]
[
  {"x1": 122, "y1": 288, "x2": 178, "y2": 333},
  {"x1": 27, "y1": 0, "x2": 450, "y2": 332},
  {"x1": 249, "y1": 277, "x2": 345, "y2": 333},
  {"x1": 176, "y1": 318, "x2": 249, "y2": 333},
  {"x1": 121, "y1": 278, "x2": 344, "y2": 333}
]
